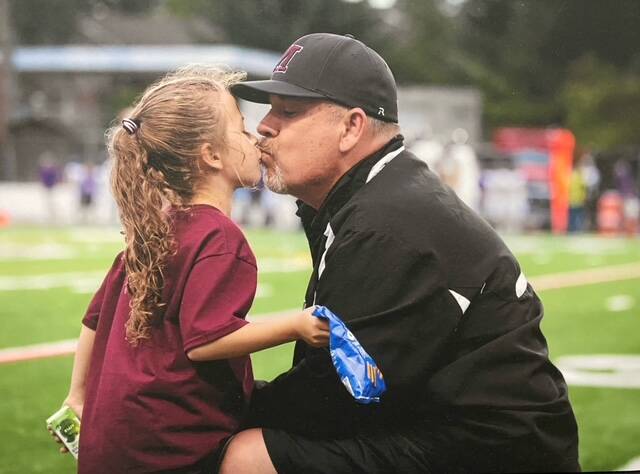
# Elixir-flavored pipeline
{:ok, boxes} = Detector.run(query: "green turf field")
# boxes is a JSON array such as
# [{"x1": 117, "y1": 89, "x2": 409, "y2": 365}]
[{"x1": 0, "y1": 227, "x2": 639, "y2": 473}]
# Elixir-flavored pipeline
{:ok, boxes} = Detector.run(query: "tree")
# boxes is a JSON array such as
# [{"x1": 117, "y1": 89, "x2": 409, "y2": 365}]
[
  {"x1": 8, "y1": 0, "x2": 640, "y2": 147},
  {"x1": 167, "y1": 0, "x2": 383, "y2": 54},
  {"x1": 454, "y1": 0, "x2": 640, "y2": 135},
  {"x1": 563, "y1": 55, "x2": 640, "y2": 150},
  {"x1": 9, "y1": 0, "x2": 155, "y2": 44},
  {"x1": 377, "y1": 0, "x2": 458, "y2": 85}
]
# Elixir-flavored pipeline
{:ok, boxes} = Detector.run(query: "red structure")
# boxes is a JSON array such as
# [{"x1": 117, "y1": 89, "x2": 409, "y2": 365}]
[
  {"x1": 596, "y1": 191, "x2": 624, "y2": 235},
  {"x1": 494, "y1": 128, "x2": 576, "y2": 234}
]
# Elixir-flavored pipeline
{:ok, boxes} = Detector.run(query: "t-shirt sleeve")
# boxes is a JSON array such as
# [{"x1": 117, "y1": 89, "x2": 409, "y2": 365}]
[
  {"x1": 180, "y1": 253, "x2": 257, "y2": 354},
  {"x1": 82, "y1": 252, "x2": 123, "y2": 330}
]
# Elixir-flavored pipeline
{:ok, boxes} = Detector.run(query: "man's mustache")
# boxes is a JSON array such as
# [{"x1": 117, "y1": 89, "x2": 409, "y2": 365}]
[{"x1": 257, "y1": 139, "x2": 272, "y2": 155}]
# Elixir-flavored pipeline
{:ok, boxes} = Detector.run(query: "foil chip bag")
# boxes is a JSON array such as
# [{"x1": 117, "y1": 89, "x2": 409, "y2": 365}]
[
  {"x1": 312, "y1": 305, "x2": 386, "y2": 404},
  {"x1": 46, "y1": 405, "x2": 81, "y2": 459}
]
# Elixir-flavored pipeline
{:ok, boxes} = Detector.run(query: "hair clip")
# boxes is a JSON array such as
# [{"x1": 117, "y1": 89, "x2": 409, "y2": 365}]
[{"x1": 122, "y1": 118, "x2": 139, "y2": 135}]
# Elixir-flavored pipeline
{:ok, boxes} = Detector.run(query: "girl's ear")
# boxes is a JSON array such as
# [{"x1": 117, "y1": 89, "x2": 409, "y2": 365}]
[{"x1": 200, "y1": 143, "x2": 223, "y2": 171}]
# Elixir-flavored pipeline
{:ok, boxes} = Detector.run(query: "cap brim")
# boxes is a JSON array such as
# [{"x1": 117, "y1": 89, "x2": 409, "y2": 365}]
[{"x1": 231, "y1": 80, "x2": 326, "y2": 104}]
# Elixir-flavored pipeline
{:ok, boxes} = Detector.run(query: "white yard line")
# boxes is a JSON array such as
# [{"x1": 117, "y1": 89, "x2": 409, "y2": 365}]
[
  {"x1": 0, "y1": 309, "x2": 301, "y2": 365},
  {"x1": 1, "y1": 262, "x2": 639, "y2": 365},
  {"x1": 0, "y1": 339, "x2": 78, "y2": 364},
  {"x1": 617, "y1": 455, "x2": 640, "y2": 471},
  {"x1": 0, "y1": 272, "x2": 105, "y2": 292},
  {"x1": 530, "y1": 262, "x2": 640, "y2": 291}
]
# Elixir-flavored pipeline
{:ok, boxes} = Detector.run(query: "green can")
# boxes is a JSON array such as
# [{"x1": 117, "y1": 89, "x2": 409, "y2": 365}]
[{"x1": 46, "y1": 405, "x2": 80, "y2": 459}]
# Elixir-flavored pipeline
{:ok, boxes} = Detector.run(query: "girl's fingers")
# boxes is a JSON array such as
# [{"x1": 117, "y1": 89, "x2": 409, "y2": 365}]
[{"x1": 48, "y1": 427, "x2": 69, "y2": 454}]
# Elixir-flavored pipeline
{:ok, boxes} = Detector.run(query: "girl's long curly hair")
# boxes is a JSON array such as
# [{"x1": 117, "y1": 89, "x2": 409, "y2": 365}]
[{"x1": 106, "y1": 65, "x2": 245, "y2": 345}]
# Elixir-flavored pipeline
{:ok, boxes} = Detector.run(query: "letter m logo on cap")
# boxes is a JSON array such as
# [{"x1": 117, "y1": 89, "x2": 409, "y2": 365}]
[{"x1": 274, "y1": 44, "x2": 304, "y2": 73}]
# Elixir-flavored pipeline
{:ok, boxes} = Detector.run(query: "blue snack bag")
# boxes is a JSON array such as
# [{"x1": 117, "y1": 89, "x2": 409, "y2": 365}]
[{"x1": 312, "y1": 305, "x2": 386, "y2": 404}]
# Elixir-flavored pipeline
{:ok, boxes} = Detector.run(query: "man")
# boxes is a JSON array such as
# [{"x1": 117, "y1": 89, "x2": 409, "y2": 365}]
[{"x1": 223, "y1": 33, "x2": 580, "y2": 473}]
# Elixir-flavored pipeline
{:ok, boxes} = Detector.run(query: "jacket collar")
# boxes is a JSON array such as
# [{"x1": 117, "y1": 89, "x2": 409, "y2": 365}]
[{"x1": 296, "y1": 135, "x2": 405, "y2": 250}]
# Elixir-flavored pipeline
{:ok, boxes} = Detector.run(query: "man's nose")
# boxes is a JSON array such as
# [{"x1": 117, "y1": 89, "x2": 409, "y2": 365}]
[{"x1": 257, "y1": 115, "x2": 277, "y2": 138}]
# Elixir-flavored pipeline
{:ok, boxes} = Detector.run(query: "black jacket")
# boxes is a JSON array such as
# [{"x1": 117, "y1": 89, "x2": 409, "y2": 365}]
[{"x1": 250, "y1": 137, "x2": 580, "y2": 472}]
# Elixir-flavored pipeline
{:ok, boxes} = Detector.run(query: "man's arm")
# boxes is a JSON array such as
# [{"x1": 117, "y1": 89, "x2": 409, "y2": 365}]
[
  {"x1": 314, "y1": 228, "x2": 461, "y2": 388},
  {"x1": 249, "y1": 228, "x2": 462, "y2": 435}
]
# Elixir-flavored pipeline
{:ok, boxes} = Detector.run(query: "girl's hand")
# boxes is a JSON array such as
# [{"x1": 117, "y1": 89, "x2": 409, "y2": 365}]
[
  {"x1": 48, "y1": 394, "x2": 84, "y2": 453},
  {"x1": 293, "y1": 306, "x2": 330, "y2": 347},
  {"x1": 63, "y1": 395, "x2": 83, "y2": 419},
  {"x1": 48, "y1": 396, "x2": 83, "y2": 454},
  {"x1": 48, "y1": 426, "x2": 69, "y2": 454}
]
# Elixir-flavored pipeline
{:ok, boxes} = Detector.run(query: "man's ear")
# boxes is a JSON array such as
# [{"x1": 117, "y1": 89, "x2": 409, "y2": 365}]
[
  {"x1": 200, "y1": 143, "x2": 223, "y2": 171},
  {"x1": 338, "y1": 108, "x2": 367, "y2": 153}
]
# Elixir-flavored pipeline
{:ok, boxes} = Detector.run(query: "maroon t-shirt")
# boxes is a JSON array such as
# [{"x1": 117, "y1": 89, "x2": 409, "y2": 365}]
[{"x1": 78, "y1": 205, "x2": 257, "y2": 473}]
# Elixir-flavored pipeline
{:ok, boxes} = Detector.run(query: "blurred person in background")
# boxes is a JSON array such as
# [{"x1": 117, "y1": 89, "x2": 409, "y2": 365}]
[
  {"x1": 78, "y1": 162, "x2": 97, "y2": 225},
  {"x1": 480, "y1": 167, "x2": 529, "y2": 234},
  {"x1": 95, "y1": 156, "x2": 119, "y2": 225},
  {"x1": 409, "y1": 124, "x2": 444, "y2": 170},
  {"x1": 50, "y1": 65, "x2": 328, "y2": 474},
  {"x1": 614, "y1": 160, "x2": 639, "y2": 236},
  {"x1": 225, "y1": 33, "x2": 580, "y2": 474},
  {"x1": 435, "y1": 128, "x2": 481, "y2": 212},
  {"x1": 38, "y1": 152, "x2": 62, "y2": 224},
  {"x1": 568, "y1": 152, "x2": 588, "y2": 233},
  {"x1": 581, "y1": 150, "x2": 601, "y2": 231}
]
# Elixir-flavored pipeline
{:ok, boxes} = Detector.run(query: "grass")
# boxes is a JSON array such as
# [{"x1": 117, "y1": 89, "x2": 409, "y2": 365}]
[{"x1": 0, "y1": 227, "x2": 639, "y2": 473}]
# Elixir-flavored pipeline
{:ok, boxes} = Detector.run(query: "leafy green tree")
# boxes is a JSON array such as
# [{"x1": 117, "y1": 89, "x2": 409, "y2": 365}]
[
  {"x1": 378, "y1": 0, "x2": 458, "y2": 84},
  {"x1": 563, "y1": 55, "x2": 640, "y2": 149},
  {"x1": 455, "y1": 0, "x2": 565, "y2": 128},
  {"x1": 8, "y1": 0, "x2": 640, "y2": 148},
  {"x1": 10, "y1": 0, "x2": 88, "y2": 44},
  {"x1": 9, "y1": 0, "x2": 155, "y2": 44},
  {"x1": 166, "y1": 0, "x2": 459, "y2": 85},
  {"x1": 167, "y1": 0, "x2": 382, "y2": 53},
  {"x1": 455, "y1": 0, "x2": 640, "y2": 135}
]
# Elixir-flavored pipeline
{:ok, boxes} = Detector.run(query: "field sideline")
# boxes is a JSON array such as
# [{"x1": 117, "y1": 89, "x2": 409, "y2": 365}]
[
  {"x1": 0, "y1": 227, "x2": 639, "y2": 473},
  {"x1": 2, "y1": 261, "x2": 639, "y2": 365}
]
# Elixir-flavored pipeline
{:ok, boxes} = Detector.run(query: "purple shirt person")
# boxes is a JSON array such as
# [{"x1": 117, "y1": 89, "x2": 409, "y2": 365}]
[
  {"x1": 39, "y1": 162, "x2": 60, "y2": 189},
  {"x1": 79, "y1": 165, "x2": 97, "y2": 207}
]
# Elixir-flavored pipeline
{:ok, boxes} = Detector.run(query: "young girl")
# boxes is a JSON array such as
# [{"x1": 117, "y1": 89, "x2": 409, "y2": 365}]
[{"x1": 53, "y1": 66, "x2": 329, "y2": 473}]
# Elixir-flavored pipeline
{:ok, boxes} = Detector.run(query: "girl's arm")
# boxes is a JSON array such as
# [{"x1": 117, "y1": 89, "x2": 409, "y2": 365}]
[
  {"x1": 64, "y1": 325, "x2": 96, "y2": 418},
  {"x1": 50, "y1": 324, "x2": 95, "y2": 453},
  {"x1": 187, "y1": 306, "x2": 328, "y2": 362}
]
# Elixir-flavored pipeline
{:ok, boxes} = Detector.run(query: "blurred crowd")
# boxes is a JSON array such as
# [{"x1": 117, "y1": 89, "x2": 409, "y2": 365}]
[
  {"x1": 26, "y1": 134, "x2": 639, "y2": 237},
  {"x1": 407, "y1": 130, "x2": 639, "y2": 236}
]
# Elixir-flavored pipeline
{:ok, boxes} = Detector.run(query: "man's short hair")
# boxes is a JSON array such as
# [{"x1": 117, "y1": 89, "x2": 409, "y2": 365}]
[
  {"x1": 327, "y1": 102, "x2": 400, "y2": 137},
  {"x1": 368, "y1": 116, "x2": 400, "y2": 137}
]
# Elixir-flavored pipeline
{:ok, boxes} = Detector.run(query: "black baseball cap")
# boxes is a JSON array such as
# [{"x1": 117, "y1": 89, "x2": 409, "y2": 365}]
[{"x1": 231, "y1": 33, "x2": 398, "y2": 123}]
